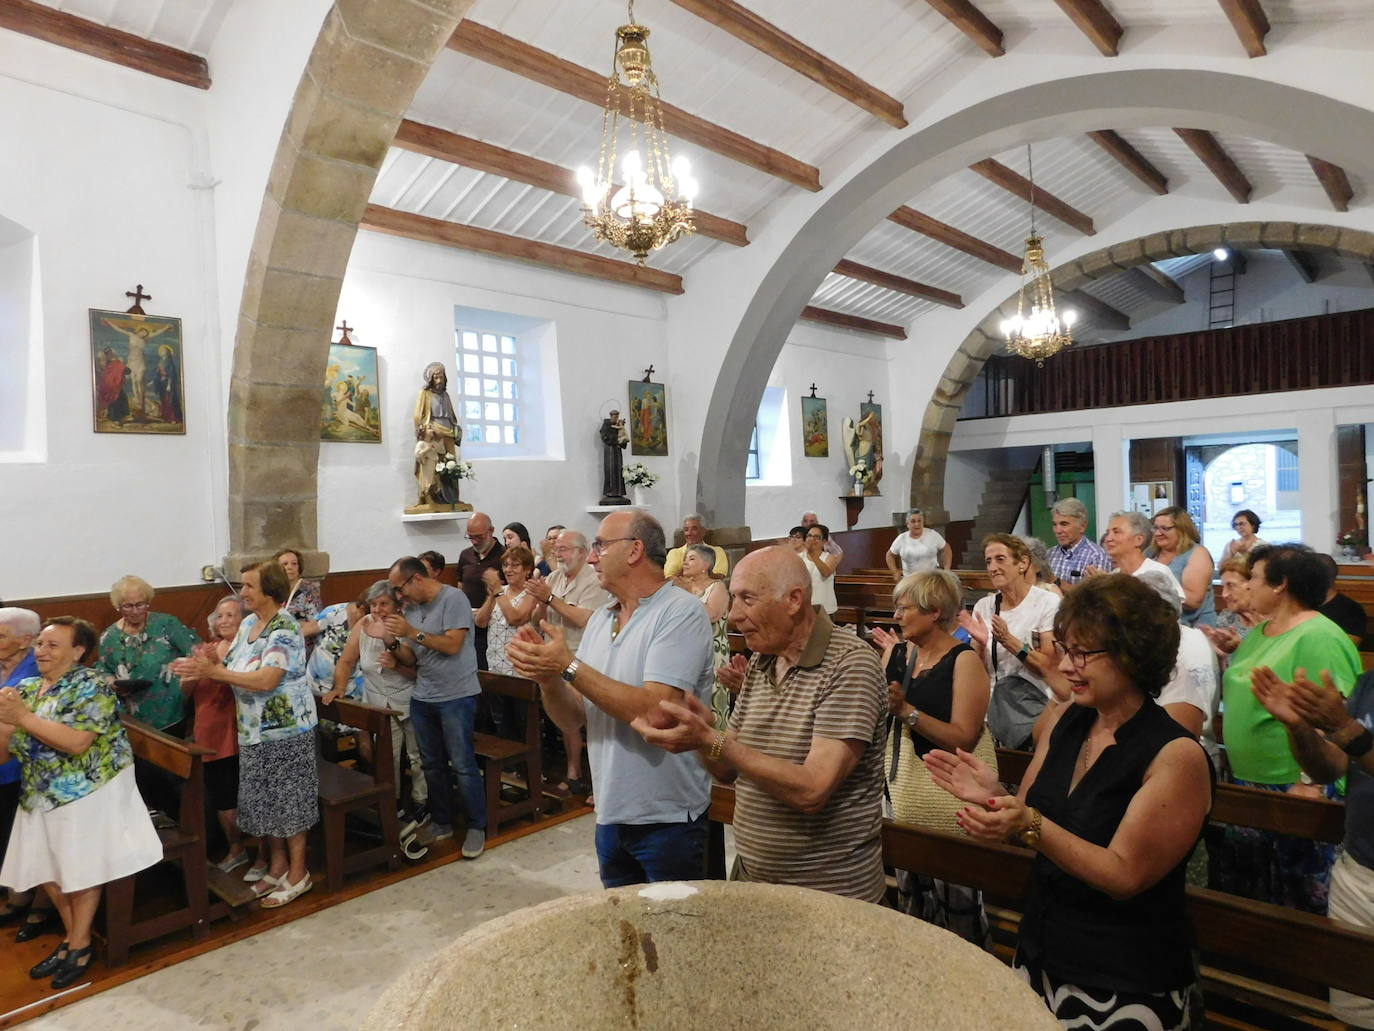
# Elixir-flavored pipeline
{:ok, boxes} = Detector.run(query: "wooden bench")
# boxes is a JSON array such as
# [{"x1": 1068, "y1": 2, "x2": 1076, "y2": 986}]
[
  {"x1": 106, "y1": 717, "x2": 217, "y2": 967},
  {"x1": 474, "y1": 672, "x2": 543, "y2": 832},
  {"x1": 315, "y1": 696, "x2": 402, "y2": 893},
  {"x1": 709, "y1": 783, "x2": 1374, "y2": 1026}
]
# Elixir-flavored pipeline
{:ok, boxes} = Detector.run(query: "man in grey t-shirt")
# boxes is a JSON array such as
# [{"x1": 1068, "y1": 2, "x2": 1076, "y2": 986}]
[
  {"x1": 386, "y1": 556, "x2": 486, "y2": 857},
  {"x1": 509, "y1": 511, "x2": 714, "y2": 887}
]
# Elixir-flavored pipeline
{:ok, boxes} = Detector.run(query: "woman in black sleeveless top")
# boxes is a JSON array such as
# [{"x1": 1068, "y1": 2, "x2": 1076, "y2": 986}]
[{"x1": 928, "y1": 575, "x2": 1214, "y2": 1030}]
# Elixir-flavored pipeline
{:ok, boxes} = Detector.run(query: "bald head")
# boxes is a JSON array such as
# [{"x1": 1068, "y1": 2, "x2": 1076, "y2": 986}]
[
  {"x1": 730, "y1": 547, "x2": 814, "y2": 657},
  {"x1": 468, "y1": 511, "x2": 493, "y2": 535},
  {"x1": 735, "y1": 547, "x2": 811, "y2": 600}
]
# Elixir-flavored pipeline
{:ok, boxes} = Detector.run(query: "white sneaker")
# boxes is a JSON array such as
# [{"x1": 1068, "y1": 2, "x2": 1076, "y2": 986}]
[{"x1": 461, "y1": 828, "x2": 485, "y2": 859}]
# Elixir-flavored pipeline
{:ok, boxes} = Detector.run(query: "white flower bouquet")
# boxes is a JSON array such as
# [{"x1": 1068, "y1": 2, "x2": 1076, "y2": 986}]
[{"x1": 624, "y1": 462, "x2": 659, "y2": 488}]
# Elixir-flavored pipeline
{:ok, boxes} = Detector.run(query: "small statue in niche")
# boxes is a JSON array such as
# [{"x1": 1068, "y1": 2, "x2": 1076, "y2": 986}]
[
  {"x1": 600, "y1": 410, "x2": 630, "y2": 505},
  {"x1": 409, "y1": 362, "x2": 471, "y2": 512},
  {"x1": 842, "y1": 410, "x2": 884, "y2": 496}
]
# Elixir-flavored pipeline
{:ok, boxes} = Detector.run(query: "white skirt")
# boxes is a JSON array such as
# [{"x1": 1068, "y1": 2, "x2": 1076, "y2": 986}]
[{"x1": 0, "y1": 765, "x2": 163, "y2": 893}]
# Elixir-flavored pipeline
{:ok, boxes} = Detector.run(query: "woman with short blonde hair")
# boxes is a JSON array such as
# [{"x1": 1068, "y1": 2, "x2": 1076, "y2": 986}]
[{"x1": 96, "y1": 575, "x2": 200, "y2": 736}]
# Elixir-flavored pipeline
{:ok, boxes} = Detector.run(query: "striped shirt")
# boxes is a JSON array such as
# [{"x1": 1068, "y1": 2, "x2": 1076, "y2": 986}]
[{"x1": 729, "y1": 609, "x2": 888, "y2": 903}]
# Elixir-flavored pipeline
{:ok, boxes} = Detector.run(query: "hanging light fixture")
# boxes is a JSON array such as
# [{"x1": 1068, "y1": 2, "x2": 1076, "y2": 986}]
[
  {"x1": 576, "y1": 0, "x2": 697, "y2": 264},
  {"x1": 1001, "y1": 145, "x2": 1077, "y2": 366}
]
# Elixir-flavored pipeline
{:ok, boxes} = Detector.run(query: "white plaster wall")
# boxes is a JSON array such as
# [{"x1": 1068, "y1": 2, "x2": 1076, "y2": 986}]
[
  {"x1": 744, "y1": 322, "x2": 903, "y2": 538},
  {"x1": 0, "y1": 38, "x2": 220, "y2": 600},
  {"x1": 321, "y1": 231, "x2": 672, "y2": 570}
]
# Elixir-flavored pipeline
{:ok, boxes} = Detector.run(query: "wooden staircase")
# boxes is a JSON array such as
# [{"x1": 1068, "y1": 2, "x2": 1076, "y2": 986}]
[{"x1": 957, "y1": 462, "x2": 1037, "y2": 567}]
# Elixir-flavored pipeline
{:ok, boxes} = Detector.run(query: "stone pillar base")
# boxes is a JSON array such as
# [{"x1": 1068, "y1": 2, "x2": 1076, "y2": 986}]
[{"x1": 221, "y1": 549, "x2": 332, "y2": 581}]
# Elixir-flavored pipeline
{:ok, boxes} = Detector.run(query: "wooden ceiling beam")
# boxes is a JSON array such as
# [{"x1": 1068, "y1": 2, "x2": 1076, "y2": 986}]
[
  {"x1": 1216, "y1": 0, "x2": 1270, "y2": 58},
  {"x1": 800, "y1": 306, "x2": 907, "y2": 339},
  {"x1": 361, "y1": 205, "x2": 684, "y2": 295},
  {"x1": 1281, "y1": 249, "x2": 1319, "y2": 284},
  {"x1": 667, "y1": 0, "x2": 906, "y2": 127},
  {"x1": 1306, "y1": 156, "x2": 1354, "y2": 213},
  {"x1": 833, "y1": 259, "x2": 963, "y2": 308},
  {"x1": 970, "y1": 159, "x2": 1096, "y2": 235},
  {"x1": 0, "y1": 0, "x2": 210, "y2": 88},
  {"x1": 888, "y1": 207, "x2": 1023, "y2": 273},
  {"x1": 1129, "y1": 264, "x2": 1185, "y2": 305},
  {"x1": 393, "y1": 120, "x2": 749, "y2": 248},
  {"x1": 921, "y1": 0, "x2": 1005, "y2": 57},
  {"x1": 1051, "y1": 0, "x2": 1123, "y2": 56},
  {"x1": 1086, "y1": 130, "x2": 1168, "y2": 195},
  {"x1": 1174, "y1": 129, "x2": 1252, "y2": 203},
  {"x1": 1062, "y1": 289, "x2": 1130, "y2": 332},
  {"x1": 448, "y1": 20, "x2": 820, "y2": 191}
]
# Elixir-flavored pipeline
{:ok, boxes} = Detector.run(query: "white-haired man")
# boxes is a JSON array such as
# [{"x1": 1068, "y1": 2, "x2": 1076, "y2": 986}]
[
  {"x1": 663, "y1": 514, "x2": 728, "y2": 578},
  {"x1": 1100, "y1": 511, "x2": 1185, "y2": 604},
  {"x1": 1048, "y1": 497, "x2": 1111, "y2": 588}
]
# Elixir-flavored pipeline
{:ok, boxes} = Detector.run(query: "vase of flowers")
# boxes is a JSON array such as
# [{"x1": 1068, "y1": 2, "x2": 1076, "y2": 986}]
[
  {"x1": 1337, "y1": 528, "x2": 1367, "y2": 561},
  {"x1": 436, "y1": 458, "x2": 476, "y2": 508},
  {"x1": 625, "y1": 462, "x2": 659, "y2": 508},
  {"x1": 849, "y1": 464, "x2": 867, "y2": 497}
]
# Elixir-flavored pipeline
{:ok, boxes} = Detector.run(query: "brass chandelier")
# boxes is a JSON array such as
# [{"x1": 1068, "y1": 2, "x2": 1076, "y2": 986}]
[
  {"x1": 576, "y1": 0, "x2": 697, "y2": 264},
  {"x1": 1001, "y1": 145, "x2": 1077, "y2": 366}
]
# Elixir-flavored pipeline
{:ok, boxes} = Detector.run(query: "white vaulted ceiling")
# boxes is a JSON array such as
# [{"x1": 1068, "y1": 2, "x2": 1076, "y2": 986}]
[{"x1": 25, "y1": 0, "x2": 232, "y2": 54}]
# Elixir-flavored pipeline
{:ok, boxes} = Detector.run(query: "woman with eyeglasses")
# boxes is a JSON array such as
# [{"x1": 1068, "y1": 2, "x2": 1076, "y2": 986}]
[
  {"x1": 1219, "y1": 509, "x2": 1265, "y2": 568},
  {"x1": 96, "y1": 575, "x2": 201, "y2": 737},
  {"x1": 929, "y1": 574, "x2": 1214, "y2": 1030},
  {"x1": 1147, "y1": 507, "x2": 1217, "y2": 628}
]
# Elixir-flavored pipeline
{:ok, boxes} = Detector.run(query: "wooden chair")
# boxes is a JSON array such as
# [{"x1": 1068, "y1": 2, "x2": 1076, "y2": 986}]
[
  {"x1": 474, "y1": 672, "x2": 543, "y2": 832},
  {"x1": 105, "y1": 718, "x2": 216, "y2": 967},
  {"x1": 314, "y1": 696, "x2": 402, "y2": 893}
]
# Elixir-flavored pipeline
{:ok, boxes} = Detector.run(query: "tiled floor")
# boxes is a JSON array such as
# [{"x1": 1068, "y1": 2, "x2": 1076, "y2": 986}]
[{"x1": 21, "y1": 815, "x2": 602, "y2": 1031}]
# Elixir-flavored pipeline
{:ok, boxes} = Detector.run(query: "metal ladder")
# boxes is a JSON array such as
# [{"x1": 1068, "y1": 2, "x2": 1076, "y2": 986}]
[{"x1": 1208, "y1": 259, "x2": 1236, "y2": 328}]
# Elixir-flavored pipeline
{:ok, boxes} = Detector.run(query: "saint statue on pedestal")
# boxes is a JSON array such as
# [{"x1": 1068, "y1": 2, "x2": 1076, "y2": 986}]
[
  {"x1": 409, "y1": 362, "x2": 471, "y2": 512},
  {"x1": 600, "y1": 410, "x2": 630, "y2": 505},
  {"x1": 842, "y1": 410, "x2": 884, "y2": 496}
]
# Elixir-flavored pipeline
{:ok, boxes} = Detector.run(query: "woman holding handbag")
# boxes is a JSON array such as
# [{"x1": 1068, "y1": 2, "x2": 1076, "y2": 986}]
[{"x1": 873, "y1": 569, "x2": 993, "y2": 946}]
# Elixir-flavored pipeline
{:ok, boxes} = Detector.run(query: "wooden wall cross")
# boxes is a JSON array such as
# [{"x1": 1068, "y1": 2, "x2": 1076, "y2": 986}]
[
  {"x1": 336, "y1": 320, "x2": 353, "y2": 344},
  {"x1": 641, "y1": 365, "x2": 656, "y2": 382},
  {"x1": 125, "y1": 284, "x2": 151, "y2": 315},
  {"x1": 808, "y1": 383, "x2": 818, "y2": 398},
  {"x1": 866, "y1": 390, "x2": 875, "y2": 404}
]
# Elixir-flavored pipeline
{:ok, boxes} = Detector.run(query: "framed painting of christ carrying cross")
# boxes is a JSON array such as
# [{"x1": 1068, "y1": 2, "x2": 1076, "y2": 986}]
[{"x1": 89, "y1": 305, "x2": 186, "y2": 435}]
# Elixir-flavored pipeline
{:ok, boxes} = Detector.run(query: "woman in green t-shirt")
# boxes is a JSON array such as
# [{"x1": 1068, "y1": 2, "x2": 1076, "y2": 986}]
[{"x1": 1210, "y1": 544, "x2": 1361, "y2": 913}]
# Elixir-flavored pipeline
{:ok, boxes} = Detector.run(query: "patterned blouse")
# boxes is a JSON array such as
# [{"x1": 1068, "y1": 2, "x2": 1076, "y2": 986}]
[
  {"x1": 8, "y1": 666, "x2": 133, "y2": 813},
  {"x1": 226, "y1": 610, "x2": 318, "y2": 747},
  {"x1": 97, "y1": 611, "x2": 202, "y2": 730},
  {"x1": 285, "y1": 579, "x2": 323, "y2": 633}
]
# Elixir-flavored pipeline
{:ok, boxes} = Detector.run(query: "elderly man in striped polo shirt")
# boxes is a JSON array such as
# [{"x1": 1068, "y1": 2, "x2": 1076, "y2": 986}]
[{"x1": 635, "y1": 547, "x2": 889, "y2": 903}]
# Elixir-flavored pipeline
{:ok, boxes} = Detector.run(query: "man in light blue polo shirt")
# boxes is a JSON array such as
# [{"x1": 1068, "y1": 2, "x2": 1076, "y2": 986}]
[{"x1": 509, "y1": 510, "x2": 714, "y2": 886}]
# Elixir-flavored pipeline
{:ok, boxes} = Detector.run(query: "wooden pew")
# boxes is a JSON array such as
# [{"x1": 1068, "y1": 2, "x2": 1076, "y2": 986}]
[
  {"x1": 474, "y1": 671, "x2": 543, "y2": 832},
  {"x1": 314, "y1": 697, "x2": 402, "y2": 893},
  {"x1": 709, "y1": 783, "x2": 1374, "y2": 1010},
  {"x1": 994, "y1": 747, "x2": 1346, "y2": 843},
  {"x1": 105, "y1": 718, "x2": 217, "y2": 967}
]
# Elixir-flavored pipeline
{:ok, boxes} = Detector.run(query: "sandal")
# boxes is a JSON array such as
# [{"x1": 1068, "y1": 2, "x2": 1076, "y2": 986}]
[
  {"x1": 250, "y1": 874, "x2": 283, "y2": 898},
  {"x1": 51, "y1": 944, "x2": 95, "y2": 990},
  {"x1": 29, "y1": 941, "x2": 69, "y2": 980},
  {"x1": 563, "y1": 776, "x2": 592, "y2": 796},
  {"x1": 215, "y1": 851, "x2": 250, "y2": 874},
  {"x1": 242, "y1": 862, "x2": 271, "y2": 883},
  {"x1": 259, "y1": 874, "x2": 313, "y2": 909}
]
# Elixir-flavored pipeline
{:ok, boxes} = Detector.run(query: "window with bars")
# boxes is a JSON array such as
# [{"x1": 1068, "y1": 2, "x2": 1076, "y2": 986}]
[
  {"x1": 745, "y1": 425, "x2": 761, "y2": 481},
  {"x1": 455, "y1": 329, "x2": 521, "y2": 447}
]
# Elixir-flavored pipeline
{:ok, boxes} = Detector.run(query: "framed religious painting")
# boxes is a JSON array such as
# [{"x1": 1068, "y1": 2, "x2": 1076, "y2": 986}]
[
  {"x1": 801, "y1": 395, "x2": 829, "y2": 457},
  {"x1": 628, "y1": 379, "x2": 668, "y2": 456},
  {"x1": 321, "y1": 342, "x2": 383, "y2": 443},
  {"x1": 89, "y1": 308, "x2": 186, "y2": 435}
]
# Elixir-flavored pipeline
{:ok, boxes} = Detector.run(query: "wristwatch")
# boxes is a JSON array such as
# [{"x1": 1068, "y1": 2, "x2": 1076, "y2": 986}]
[
  {"x1": 414, "y1": 631, "x2": 427, "y2": 646},
  {"x1": 903, "y1": 707, "x2": 921, "y2": 729},
  {"x1": 1341, "y1": 725, "x2": 1374, "y2": 759},
  {"x1": 561, "y1": 659, "x2": 581, "y2": 684},
  {"x1": 1016, "y1": 807, "x2": 1043, "y2": 849}
]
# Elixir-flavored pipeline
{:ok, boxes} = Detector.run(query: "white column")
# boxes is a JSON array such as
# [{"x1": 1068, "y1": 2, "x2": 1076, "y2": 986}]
[
  {"x1": 1295, "y1": 408, "x2": 1339, "y2": 552},
  {"x1": 1092, "y1": 424, "x2": 1129, "y2": 534}
]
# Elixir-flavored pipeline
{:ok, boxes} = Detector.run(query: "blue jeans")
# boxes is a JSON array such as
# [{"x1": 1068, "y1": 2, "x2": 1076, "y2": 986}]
[
  {"x1": 410, "y1": 695, "x2": 487, "y2": 831},
  {"x1": 594, "y1": 810, "x2": 709, "y2": 887}
]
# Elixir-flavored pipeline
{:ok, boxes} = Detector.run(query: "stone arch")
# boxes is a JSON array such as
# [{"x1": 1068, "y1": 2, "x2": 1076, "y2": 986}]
[
  {"x1": 223, "y1": 0, "x2": 474, "y2": 573},
  {"x1": 694, "y1": 69, "x2": 1374, "y2": 528},
  {"x1": 909, "y1": 221, "x2": 1374, "y2": 521}
]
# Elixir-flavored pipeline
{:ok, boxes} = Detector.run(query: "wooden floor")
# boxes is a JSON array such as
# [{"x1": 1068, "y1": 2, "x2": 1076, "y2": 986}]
[{"x1": 0, "y1": 797, "x2": 592, "y2": 1029}]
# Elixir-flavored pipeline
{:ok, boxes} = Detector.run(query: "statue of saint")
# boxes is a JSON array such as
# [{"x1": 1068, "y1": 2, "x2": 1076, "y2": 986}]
[
  {"x1": 600, "y1": 410, "x2": 630, "y2": 505},
  {"x1": 410, "y1": 362, "x2": 469, "y2": 511}
]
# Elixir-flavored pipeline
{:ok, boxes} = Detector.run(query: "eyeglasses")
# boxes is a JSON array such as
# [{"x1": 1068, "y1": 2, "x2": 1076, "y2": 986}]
[
  {"x1": 590, "y1": 537, "x2": 636, "y2": 554},
  {"x1": 119, "y1": 602, "x2": 150, "y2": 611},
  {"x1": 1052, "y1": 640, "x2": 1110, "y2": 669},
  {"x1": 392, "y1": 573, "x2": 418, "y2": 594},
  {"x1": 1152, "y1": 524, "x2": 1175, "y2": 533},
  {"x1": 465, "y1": 531, "x2": 490, "y2": 540}
]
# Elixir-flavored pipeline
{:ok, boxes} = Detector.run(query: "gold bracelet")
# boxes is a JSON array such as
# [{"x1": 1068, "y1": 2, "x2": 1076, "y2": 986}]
[
  {"x1": 1015, "y1": 807, "x2": 1043, "y2": 849},
  {"x1": 708, "y1": 731, "x2": 727, "y2": 762}
]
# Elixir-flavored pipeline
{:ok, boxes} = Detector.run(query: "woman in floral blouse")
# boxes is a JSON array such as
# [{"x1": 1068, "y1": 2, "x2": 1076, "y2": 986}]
[
  {"x1": 96, "y1": 575, "x2": 200, "y2": 733},
  {"x1": 174, "y1": 561, "x2": 318, "y2": 909},
  {"x1": 0, "y1": 617, "x2": 162, "y2": 988},
  {"x1": 275, "y1": 548, "x2": 322, "y2": 641}
]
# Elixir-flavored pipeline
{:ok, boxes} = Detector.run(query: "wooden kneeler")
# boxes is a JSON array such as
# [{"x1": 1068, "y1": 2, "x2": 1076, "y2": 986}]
[
  {"x1": 315, "y1": 696, "x2": 402, "y2": 894},
  {"x1": 474, "y1": 672, "x2": 544, "y2": 832}
]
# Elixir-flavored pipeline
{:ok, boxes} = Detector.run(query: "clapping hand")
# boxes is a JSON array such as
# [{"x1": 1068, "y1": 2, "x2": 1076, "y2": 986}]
[
  {"x1": 957, "y1": 795, "x2": 1031, "y2": 843},
  {"x1": 382, "y1": 613, "x2": 417, "y2": 639},
  {"x1": 1287, "y1": 667, "x2": 1350, "y2": 733},
  {"x1": 360, "y1": 614, "x2": 390, "y2": 640},
  {"x1": 632, "y1": 692, "x2": 716, "y2": 754},
  {"x1": 0, "y1": 687, "x2": 27, "y2": 726},
  {"x1": 887, "y1": 681, "x2": 907, "y2": 716},
  {"x1": 870, "y1": 625, "x2": 901, "y2": 651},
  {"x1": 1200, "y1": 624, "x2": 1242, "y2": 656},
  {"x1": 507, "y1": 621, "x2": 573, "y2": 680},
  {"x1": 989, "y1": 613, "x2": 1018, "y2": 651},
  {"x1": 1250, "y1": 666, "x2": 1302, "y2": 728},
  {"x1": 957, "y1": 610, "x2": 989, "y2": 648},
  {"x1": 716, "y1": 654, "x2": 748, "y2": 695},
  {"x1": 924, "y1": 747, "x2": 1003, "y2": 806},
  {"x1": 481, "y1": 568, "x2": 503, "y2": 592},
  {"x1": 525, "y1": 576, "x2": 552, "y2": 603},
  {"x1": 171, "y1": 655, "x2": 217, "y2": 680}
]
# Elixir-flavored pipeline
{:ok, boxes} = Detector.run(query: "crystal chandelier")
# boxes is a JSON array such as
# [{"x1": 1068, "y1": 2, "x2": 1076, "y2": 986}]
[
  {"x1": 576, "y1": 0, "x2": 697, "y2": 264},
  {"x1": 1001, "y1": 146, "x2": 1077, "y2": 366}
]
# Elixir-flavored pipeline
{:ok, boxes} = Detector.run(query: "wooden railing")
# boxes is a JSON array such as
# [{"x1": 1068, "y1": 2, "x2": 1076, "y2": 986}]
[{"x1": 963, "y1": 306, "x2": 1374, "y2": 420}]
